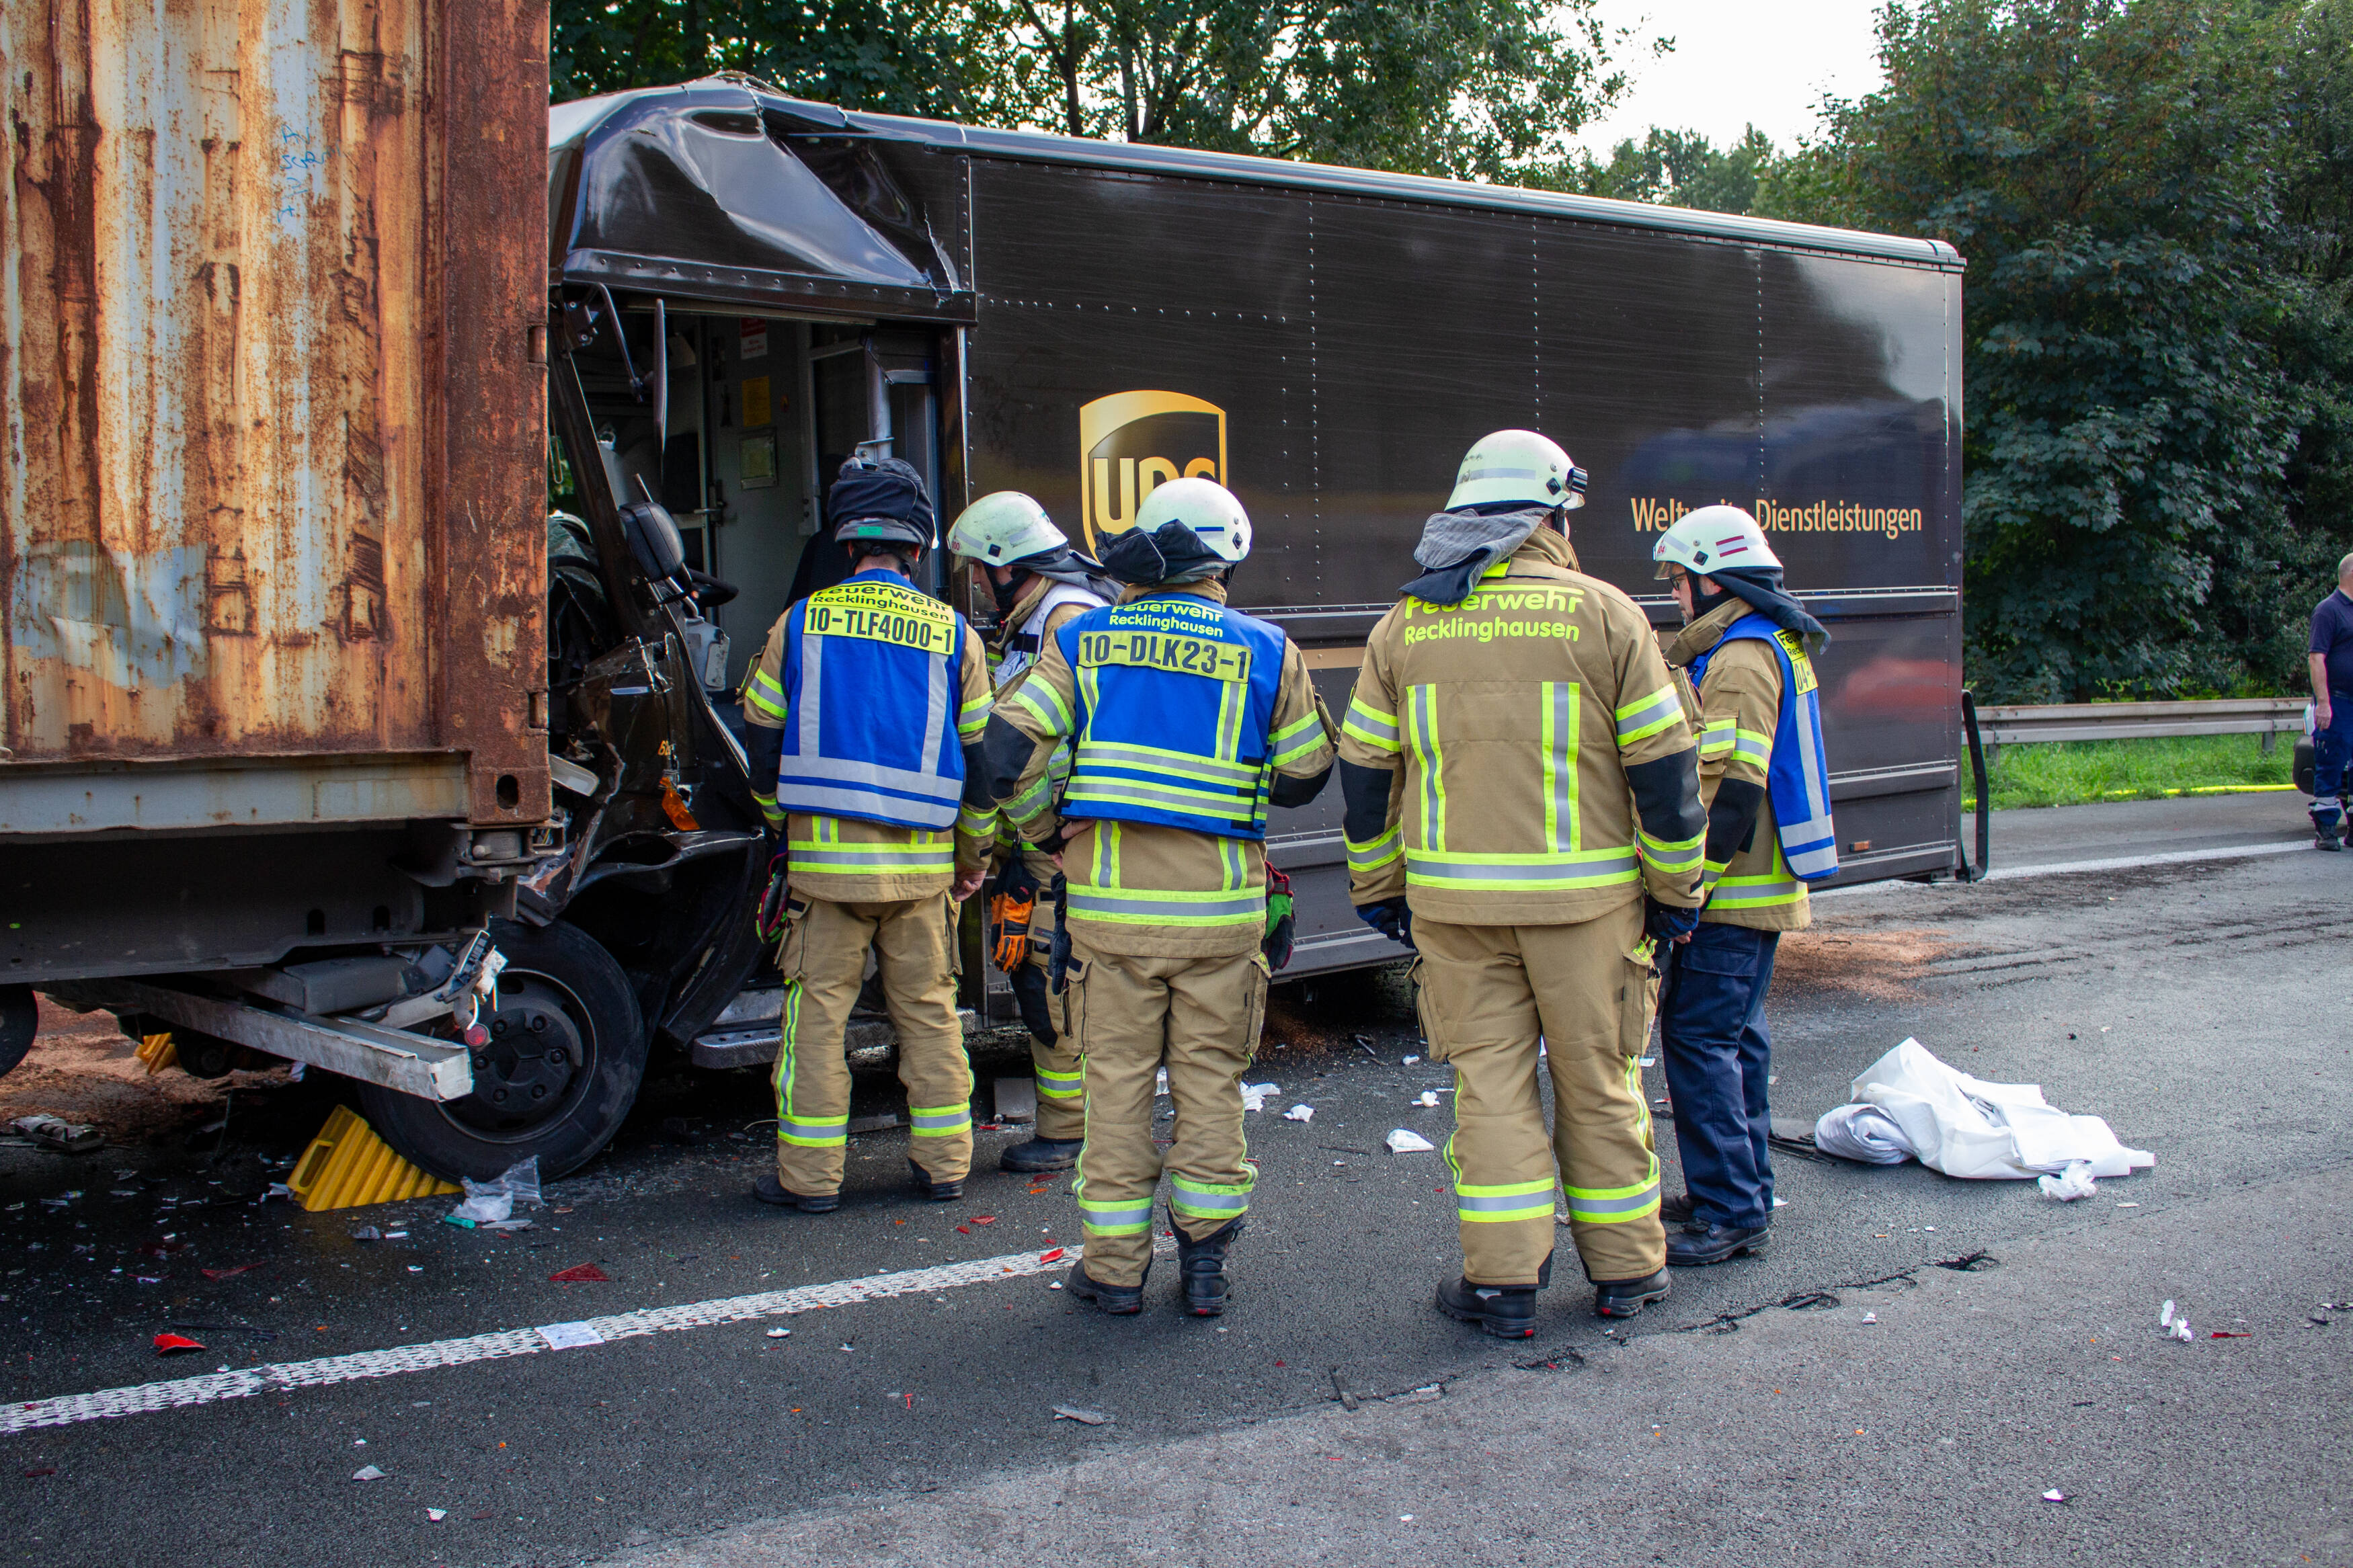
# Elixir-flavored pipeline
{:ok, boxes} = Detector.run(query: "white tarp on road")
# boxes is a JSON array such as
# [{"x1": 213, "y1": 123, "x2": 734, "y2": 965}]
[{"x1": 1814, "y1": 1037, "x2": 2155, "y2": 1180}]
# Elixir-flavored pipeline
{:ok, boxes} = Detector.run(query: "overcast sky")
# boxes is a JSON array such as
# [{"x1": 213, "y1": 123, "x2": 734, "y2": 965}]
[{"x1": 1570, "y1": 0, "x2": 1891, "y2": 155}]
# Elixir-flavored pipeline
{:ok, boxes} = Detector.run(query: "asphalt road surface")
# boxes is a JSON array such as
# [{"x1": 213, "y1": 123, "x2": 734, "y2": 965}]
[{"x1": 2, "y1": 794, "x2": 2345, "y2": 1567}]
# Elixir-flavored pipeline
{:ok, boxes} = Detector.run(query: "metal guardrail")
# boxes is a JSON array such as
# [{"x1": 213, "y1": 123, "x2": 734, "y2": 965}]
[{"x1": 1979, "y1": 698, "x2": 2307, "y2": 749}]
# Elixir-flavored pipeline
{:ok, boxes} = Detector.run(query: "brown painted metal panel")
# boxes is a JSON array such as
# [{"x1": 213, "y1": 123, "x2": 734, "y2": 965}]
[{"x1": 1, "y1": 0, "x2": 548, "y2": 825}]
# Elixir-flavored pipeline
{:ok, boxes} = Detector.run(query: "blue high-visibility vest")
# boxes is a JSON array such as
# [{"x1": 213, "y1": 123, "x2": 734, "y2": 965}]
[
  {"x1": 1691, "y1": 612, "x2": 1839, "y2": 880},
  {"x1": 1053, "y1": 593, "x2": 1288, "y2": 839},
  {"x1": 771, "y1": 571, "x2": 971, "y2": 831}
]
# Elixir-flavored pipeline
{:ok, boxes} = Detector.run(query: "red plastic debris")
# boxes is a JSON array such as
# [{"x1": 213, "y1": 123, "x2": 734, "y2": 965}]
[
  {"x1": 956, "y1": 1226, "x2": 971, "y2": 1235},
  {"x1": 970, "y1": 1216, "x2": 996, "y2": 1225},
  {"x1": 24, "y1": 1468, "x2": 55, "y2": 1478},
  {"x1": 1026, "y1": 1186, "x2": 1050, "y2": 1194},
  {"x1": 1275, "y1": 1360, "x2": 1286, "y2": 1367},
  {"x1": 153, "y1": 1333, "x2": 205, "y2": 1356},
  {"x1": 548, "y1": 1264, "x2": 610, "y2": 1283},
  {"x1": 1039, "y1": 1247, "x2": 1065, "y2": 1263},
  {"x1": 200, "y1": 1264, "x2": 260, "y2": 1281},
  {"x1": 2210, "y1": 1331, "x2": 2250, "y2": 1339}
]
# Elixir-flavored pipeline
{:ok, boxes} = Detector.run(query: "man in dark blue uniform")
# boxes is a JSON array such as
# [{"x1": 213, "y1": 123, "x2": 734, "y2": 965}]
[{"x1": 2309, "y1": 554, "x2": 2353, "y2": 850}]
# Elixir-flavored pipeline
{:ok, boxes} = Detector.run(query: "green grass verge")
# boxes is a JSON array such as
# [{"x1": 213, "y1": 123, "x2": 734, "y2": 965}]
[{"x1": 1966, "y1": 732, "x2": 2301, "y2": 812}]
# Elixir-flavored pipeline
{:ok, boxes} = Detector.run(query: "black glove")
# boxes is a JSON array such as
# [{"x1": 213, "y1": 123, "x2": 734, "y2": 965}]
[
  {"x1": 1356, "y1": 897, "x2": 1415, "y2": 950},
  {"x1": 1644, "y1": 897, "x2": 1700, "y2": 945},
  {"x1": 1045, "y1": 875, "x2": 1074, "y2": 995}
]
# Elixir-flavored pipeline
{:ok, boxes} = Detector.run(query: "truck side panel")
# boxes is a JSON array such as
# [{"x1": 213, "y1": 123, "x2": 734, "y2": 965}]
[{"x1": 1, "y1": 0, "x2": 549, "y2": 827}]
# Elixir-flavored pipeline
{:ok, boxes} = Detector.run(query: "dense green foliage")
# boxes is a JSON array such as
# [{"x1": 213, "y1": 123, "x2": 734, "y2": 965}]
[
  {"x1": 551, "y1": 0, "x2": 1653, "y2": 181},
  {"x1": 1548, "y1": 125, "x2": 1777, "y2": 214},
  {"x1": 1757, "y1": 0, "x2": 2353, "y2": 702}
]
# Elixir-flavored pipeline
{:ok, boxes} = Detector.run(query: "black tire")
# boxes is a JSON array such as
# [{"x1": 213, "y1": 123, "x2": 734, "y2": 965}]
[
  {"x1": 0, "y1": 987, "x2": 36, "y2": 1079},
  {"x1": 359, "y1": 919, "x2": 647, "y2": 1182}
]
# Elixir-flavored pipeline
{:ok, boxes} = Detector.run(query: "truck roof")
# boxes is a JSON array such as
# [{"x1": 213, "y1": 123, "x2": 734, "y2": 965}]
[{"x1": 549, "y1": 78, "x2": 1962, "y2": 278}]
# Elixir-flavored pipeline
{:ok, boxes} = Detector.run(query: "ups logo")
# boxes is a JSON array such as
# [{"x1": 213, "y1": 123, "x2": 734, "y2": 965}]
[{"x1": 1078, "y1": 390, "x2": 1228, "y2": 552}]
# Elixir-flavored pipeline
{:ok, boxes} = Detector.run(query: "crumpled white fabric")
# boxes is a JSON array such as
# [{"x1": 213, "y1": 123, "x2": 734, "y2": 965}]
[{"x1": 1814, "y1": 1038, "x2": 2156, "y2": 1180}]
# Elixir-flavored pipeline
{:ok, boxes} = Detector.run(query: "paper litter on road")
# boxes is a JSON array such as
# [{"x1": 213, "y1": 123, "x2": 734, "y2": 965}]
[
  {"x1": 2037, "y1": 1161, "x2": 2099, "y2": 1202},
  {"x1": 536, "y1": 1321, "x2": 604, "y2": 1350},
  {"x1": 1385, "y1": 1129, "x2": 1436, "y2": 1153},
  {"x1": 1402, "y1": 1055, "x2": 1421, "y2": 1065},
  {"x1": 352, "y1": 1465, "x2": 386, "y2": 1482},
  {"x1": 1240, "y1": 1083, "x2": 1279, "y2": 1112},
  {"x1": 2161, "y1": 1299, "x2": 2176, "y2": 1327},
  {"x1": 1813, "y1": 1038, "x2": 2155, "y2": 1180},
  {"x1": 1283, "y1": 1105, "x2": 1314, "y2": 1123},
  {"x1": 2042, "y1": 1489, "x2": 2066, "y2": 1503}
]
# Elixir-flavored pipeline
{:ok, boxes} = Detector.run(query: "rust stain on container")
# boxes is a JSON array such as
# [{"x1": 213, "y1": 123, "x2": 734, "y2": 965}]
[{"x1": 2, "y1": 0, "x2": 550, "y2": 824}]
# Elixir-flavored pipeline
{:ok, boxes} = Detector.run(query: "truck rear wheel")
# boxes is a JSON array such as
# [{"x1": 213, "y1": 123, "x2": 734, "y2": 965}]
[
  {"x1": 0, "y1": 987, "x2": 36, "y2": 1079},
  {"x1": 358, "y1": 919, "x2": 647, "y2": 1182}
]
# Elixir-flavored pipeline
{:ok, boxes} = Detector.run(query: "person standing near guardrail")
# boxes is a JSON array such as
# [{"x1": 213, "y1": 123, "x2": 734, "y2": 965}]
[
  {"x1": 2307, "y1": 552, "x2": 2353, "y2": 850},
  {"x1": 1649, "y1": 507, "x2": 1838, "y2": 1267}
]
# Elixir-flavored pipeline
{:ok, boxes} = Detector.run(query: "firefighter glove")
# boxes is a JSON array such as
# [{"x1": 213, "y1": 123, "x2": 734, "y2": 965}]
[
  {"x1": 1262, "y1": 865, "x2": 1297, "y2": 971},
  {"x1": 1356, "y1": 896, "x2": 1414, "y2": 951},
  {"x1": 1644, "y1": 897, "x2": 1700, "y2": 945}
]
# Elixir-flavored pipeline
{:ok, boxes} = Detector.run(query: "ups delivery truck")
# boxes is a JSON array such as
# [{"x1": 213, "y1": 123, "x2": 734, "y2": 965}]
[{"x1": 1, "y1": 35, "x2": 1967, "y2": 1180}]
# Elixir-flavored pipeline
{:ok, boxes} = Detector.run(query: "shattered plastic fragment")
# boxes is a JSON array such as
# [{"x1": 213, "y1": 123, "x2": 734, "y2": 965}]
[
  {"x1": 1403, "y1": 1055, "x2": 1420, "y2": 1065},
  {"x1": 2160, "y1": 1299, "x2": 2175, "y2": 1327},
  {"x1": 152, "y1": 1333, "x2": 204, "y2": 1356},
  {"x1": 766, "y1": 1327, "x2": 789, "y2": 1338},
  {"x1": 1385, "y1": 1129, "x2": 1436, "y2": 1154},
  {"x1": 1053, "y1": 1404, "x2": 1113, "y2": 1425},
  {"x1": 352, "y1": 1466, "x2": 386, "y2": 1482},
  {"x1": 548, "y1": 1264, "x2": 610, "y2": 1283},
  {"x1": 1283, "y1": 1105, "x2": 1314, "y2": 1123},
  {"x1": 2042, "y1": 1489, "x2": 2066, "y2": 1503},
  {"x1": 1861, "y1": 1313, "x2": 1878, "y2": 1324},
  {"x1": 1415, "y1": 1091, "x2": 1439, "y2": 1108},
  {"x1": 426, "y1": 1509, "x2": 447, "y2": 1522}
]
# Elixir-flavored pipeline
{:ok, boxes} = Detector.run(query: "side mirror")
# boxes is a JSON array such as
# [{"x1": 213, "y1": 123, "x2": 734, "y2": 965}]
[{"x1": 620, "y1": 498, "x2": 687, "y2": 585}]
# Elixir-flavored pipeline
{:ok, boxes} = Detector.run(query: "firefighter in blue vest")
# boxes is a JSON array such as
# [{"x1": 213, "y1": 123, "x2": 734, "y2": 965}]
[
  {"x1": 739, "y1": 456, "x2": 998, "y2": 1211},
  {"x1": 980, "y1": 477, "x2": 1336, "y2": 1316},
  {"x1": 1650, "y1": 505, "x2": 1839, "y2": 1265}
]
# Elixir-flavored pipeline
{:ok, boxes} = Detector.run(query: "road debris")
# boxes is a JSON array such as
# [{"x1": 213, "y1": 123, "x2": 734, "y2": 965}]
[
  {"x1": 1241, "y1": 1083, "x2": 1279, "y2": 1112},
  {"x1": 537, "y1": 1321, "x2": 604, "y2": 1350},
  {"x1": 448, "y1": 1157, "x2": 543, "y2": 1225},
  {"x1": 152, "y1": 1333, "x2": 204, "y2": 1356},
  {"x1": 1283, "y1": 1106, "x2": 1314, "y2": 1123},
  {"x1": 548, "y1": 1264, "x2": 610, "y2": 1283},
  {"x1": 766, "y1": 1327, "x2": 790, "y2": 1338},
  {"x1": 1814, "y1": 1038, "x2": 2154, "y2": 1181},
  {"x1": 1861, "y1": 1313, "x2": 1878, "y2": 1323},
  {"x1": 352, "y1": 1466, "x2": 386, "y2": 1482},
  {"x1": 1403, "y1": 1055, "x2": 1421, "y2": 1065},
  {"x1": 1414, "y1": 1091, "x2": 1440, "y2": 1108},
  {"x1": 2042, "y1": 1489, "x2": 2067, "y2": 1503},
  {"x1": 1052, "y1": 1405, "x2": 1113, "y2": 1425},
  {"x1": 2037, "y1": 1161, "x2": 2099, "y2": 1202},
  {"x1": 426, "y1": 1509, "x2": 447, "y2": 1522},
  {"x1": 1385, "y1": 1129, "x2": 1436, "y2": 1153}
]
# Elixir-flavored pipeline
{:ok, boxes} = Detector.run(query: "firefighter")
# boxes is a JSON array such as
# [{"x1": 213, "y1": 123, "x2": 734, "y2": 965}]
[
  {"x1": 1650, "y1": 505, "x2": 1837, "y2": 1266},
  {"x1": 1336, "y1": 429, "x2": 1707, "y2": 1335},
  {"x1": 945, "y1": 492, "x2": 1117, "y2": 1173},
  {"x1": 740, "y1": 456, "x2": 998, "y2": 1212},
  {"x1": 980, "y1": 478, "x2": 1336, "y2": 1316}
]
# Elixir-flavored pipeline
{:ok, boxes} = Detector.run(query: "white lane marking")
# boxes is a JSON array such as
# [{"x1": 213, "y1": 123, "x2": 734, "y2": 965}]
[
  {"x1": 1817, "y1": 837, "x2": 2305, "y2": 898},
  {"x1": 1982, "y1": 840, "x2": 2305, "y2": 880},
  {"x1": 2, "y1": 1240, "x2": 1152, "y2": 1434}
]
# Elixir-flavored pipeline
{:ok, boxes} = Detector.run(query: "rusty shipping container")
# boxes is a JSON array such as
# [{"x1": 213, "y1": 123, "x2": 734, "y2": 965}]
[{"x1": 2, "y1": 0, "x2": 551, "y2": 832}]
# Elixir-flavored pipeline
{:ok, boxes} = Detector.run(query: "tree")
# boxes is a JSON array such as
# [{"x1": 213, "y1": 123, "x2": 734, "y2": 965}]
[
  {"x1": 1548, "y1": 125, "x2": 1778, "y2": 214},
  {"x1": 1761, "y1": 0, "x2": 2353, "y2": 702},
  {"x1": 549, "y1": 0, "x2": 1654, "y2": 183}
]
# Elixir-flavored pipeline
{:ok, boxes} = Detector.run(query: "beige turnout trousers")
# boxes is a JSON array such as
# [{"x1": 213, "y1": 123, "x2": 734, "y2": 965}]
[
  {"x1": 1068, "y1": 943, "x2": 1269, "y2": 1287},
  {"x1": 772, "y1": 895, "x2": 973, "y2": 1194},
  {"x1": 1416, "y1": 895, "x2": 1665, "y2": 1286}
]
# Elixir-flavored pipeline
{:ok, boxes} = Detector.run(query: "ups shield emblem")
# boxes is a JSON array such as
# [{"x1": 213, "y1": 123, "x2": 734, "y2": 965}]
[{"x1": 1078, "y1": 391, "x2": 1228, "y2": 552}]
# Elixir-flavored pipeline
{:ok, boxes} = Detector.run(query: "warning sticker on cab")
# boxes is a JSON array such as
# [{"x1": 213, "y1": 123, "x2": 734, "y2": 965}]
[
  {"x1": 1076, "y1": 629, "x2": 1250, "y2": 683},
  {"x1": 806, "y1": 584, "x2": 956, "y2": 655}
]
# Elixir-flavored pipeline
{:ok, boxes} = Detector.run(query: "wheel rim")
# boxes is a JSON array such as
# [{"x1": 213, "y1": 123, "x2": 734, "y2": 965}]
[{"x1": 440, "y1": 970, "x2": 597, "y2": 1143}]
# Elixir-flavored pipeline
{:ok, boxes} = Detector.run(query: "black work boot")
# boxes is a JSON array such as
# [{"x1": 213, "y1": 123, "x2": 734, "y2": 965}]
[
  {"x1": 1437, "y1": 1276, "x2": 1539, "y2": 1338},
  {"x1": 753, "y1": 1173, "x2": 840, "y2": 1213},
  {"x1": 2317, "y1": 818, "x2": 2344, "y2": 852},
  {"x1": 1666, "y1": 1221, "x2": 1769, "y2": 1266},
  {"x1": 1592, "y1": 1268, "x2": 1672, "y2": 1318},
  {"x1": 1660, "y1": 1190, "x2": 1696, "y2": 1225},
  {"x1": 1171, "y1": 1211, "x2": 1244, "y2": 1317},
  {"x1": 1000, "y1": 1136, "x2": 1084, "y2": 1173},
  {"x1": 907, "y1": 1158, "x2": 963, "y2": 1202},
  {"x1": 1066, "y1": 1261, "x2": 1146, "y2": 1315}
]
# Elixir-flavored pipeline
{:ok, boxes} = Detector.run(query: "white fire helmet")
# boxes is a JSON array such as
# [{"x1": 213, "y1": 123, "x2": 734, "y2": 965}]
[
  {"x1": 1651, "y1": 505, "x2": 1783, "y2": 580},
  {"x1": 946, "y1": 491, "x2": 1068, "y2": 566},
  {"x1": 1133, "y1": 476, "x2": 1252, "y2": 563},
  {"x1": 1445, "y1": 429, "x2": 1589, "y2": 511}
]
